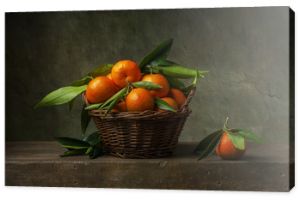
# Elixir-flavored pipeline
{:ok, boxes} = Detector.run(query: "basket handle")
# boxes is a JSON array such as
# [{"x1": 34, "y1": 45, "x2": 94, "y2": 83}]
[{"x1": 181, "y1": 87, "x2": 196, "y2": 112}]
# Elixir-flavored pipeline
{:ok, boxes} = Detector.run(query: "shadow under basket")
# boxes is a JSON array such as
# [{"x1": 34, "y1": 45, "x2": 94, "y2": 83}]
[{"x1": 84, "y1": 88, "x2": 195, "y2": 159}]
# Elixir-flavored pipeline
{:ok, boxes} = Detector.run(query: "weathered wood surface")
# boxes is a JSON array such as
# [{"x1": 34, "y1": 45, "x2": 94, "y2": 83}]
[{"x1": 5, "y1": 142, "x2": 293, "y2": 191}]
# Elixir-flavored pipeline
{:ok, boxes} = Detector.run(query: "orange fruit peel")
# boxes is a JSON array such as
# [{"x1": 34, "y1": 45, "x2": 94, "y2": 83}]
[{"x1": 111, "y1": 60, "x2": 142, "y2": 88}]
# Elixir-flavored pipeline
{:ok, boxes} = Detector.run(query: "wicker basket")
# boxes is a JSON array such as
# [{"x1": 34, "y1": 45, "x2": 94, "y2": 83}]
[{"x1": 84, "y1": 88, "x2": 195, "y2": 159}]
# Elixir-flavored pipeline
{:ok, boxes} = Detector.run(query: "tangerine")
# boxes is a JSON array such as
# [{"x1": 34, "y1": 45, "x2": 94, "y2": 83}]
[
  {"x1": 115, "y1": 100, "x2": 127, "y2": 112},
  {"x1": 216, "y1": 132, "x2": 245, "y2": 160},
  {"x1": 169, "y1": 88, "x2": 186, "y2": 108},
  {"x1": 111, "y1": 60, "x2": 141, "y2": 88},
  {"x1": 126, "y1": 88, "x2": 154, "y2": 112},
  {"x1": 86, "y1": 76, "x2": 118, "y2": 104},
  {"x1": 141, "y1": 74, "x2": 170, "y2": 97},
  {"x1": 107, "y1": 73, "x2": 121, "y2": 90},
  {"x1": 160, "y1": 97, "x2": 178, "y2": 110},
  {"x1": 106, "y1": 73, "x2": 113, "y2": 80}
]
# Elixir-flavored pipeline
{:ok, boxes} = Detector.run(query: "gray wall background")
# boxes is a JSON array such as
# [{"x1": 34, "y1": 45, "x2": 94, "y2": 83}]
[{"x1": 5, "y1": 7, "x2": 290, "y2": 145}]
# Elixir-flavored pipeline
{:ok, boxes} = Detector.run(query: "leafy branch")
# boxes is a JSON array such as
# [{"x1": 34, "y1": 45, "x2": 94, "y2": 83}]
[
  {"x1": 56, "y1": 132, "x2": 103, "y2": 159},
  {"x1": 194, "y1": 117, "x2": 261, "y2": 160}
]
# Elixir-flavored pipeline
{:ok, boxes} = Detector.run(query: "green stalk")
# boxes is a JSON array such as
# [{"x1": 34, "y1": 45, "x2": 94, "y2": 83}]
[{"x1": 99, "y1": 87, "x2": 127, "y2": 109}]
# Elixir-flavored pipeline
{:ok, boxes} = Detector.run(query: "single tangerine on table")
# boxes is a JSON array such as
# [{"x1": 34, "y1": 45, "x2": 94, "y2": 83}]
[
  {"x1": 141, "y1": 74, "x2": 170, "y2": 97},
  {"x1": 216, "y1": 132, "x2": 245, "y2": 160},
  {"x1": 126, "y1": 88, "x2": 154, "y2": 112},
  {"x1": 86, "y1": 76, "x2": 118, "y2": 104},
  {"x1": 160, "y1": 97, "x2": 178, "y2": 110},
  {"x1": 169, "y1": 88, "x2": 187, "y2": 108},
  {"x1": 111, "y1": 60, "x2": 142, "y2": 88}
]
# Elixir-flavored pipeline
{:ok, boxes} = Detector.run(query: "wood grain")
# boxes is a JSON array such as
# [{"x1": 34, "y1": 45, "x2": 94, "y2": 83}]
[{"x1": 5, "y1": 142, "x2": 293, "y2": 191}]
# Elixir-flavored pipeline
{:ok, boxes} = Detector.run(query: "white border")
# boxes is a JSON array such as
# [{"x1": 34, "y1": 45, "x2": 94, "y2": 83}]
[
  {"x1": 0, "y1": 1, "x2": 298, "y2": 200},
  {"x1": 0, "y1": 0, "x2": 295, "y2": 12}
]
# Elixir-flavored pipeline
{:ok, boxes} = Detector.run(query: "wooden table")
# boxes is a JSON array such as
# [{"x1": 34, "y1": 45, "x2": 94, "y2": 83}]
[{"x1": 5, "y1": 142, "x2": 293, "y2": 191}]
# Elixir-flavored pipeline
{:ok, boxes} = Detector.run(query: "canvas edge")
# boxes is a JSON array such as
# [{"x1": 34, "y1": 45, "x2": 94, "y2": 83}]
[{"x1": 288, "y1": 7, "x2": 295, "y2": 191}]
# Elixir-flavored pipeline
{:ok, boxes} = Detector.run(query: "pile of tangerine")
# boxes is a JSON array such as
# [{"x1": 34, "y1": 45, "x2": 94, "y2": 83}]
[{"x1": 85, "y1": 60, "x2": 187, "y2": 112}]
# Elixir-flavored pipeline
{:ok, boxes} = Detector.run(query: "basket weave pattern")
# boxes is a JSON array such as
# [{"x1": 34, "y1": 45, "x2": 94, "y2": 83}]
[{"x1": 85, "y1": 88, "x2": 195, "y2": 159}]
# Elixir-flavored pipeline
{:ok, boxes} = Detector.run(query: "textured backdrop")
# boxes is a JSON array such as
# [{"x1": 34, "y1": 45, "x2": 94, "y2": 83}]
[{"x1": 5, "y1": 7, "x2": 290, "y2": 145}]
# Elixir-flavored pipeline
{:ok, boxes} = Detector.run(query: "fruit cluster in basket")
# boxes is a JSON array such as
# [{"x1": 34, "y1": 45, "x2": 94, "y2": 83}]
[
  {"x1": 84, "y1": 60, "x2": 192, "y2": 113},
  {"x1": 35, "y1": 39, "x2": 207, "y2": 115}
]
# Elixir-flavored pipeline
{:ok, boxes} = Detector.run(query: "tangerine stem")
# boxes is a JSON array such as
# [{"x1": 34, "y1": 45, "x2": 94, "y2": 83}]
[
  {"x1": 125, "y1": 84, "x2": 131, "y2": 95},
  {"x1": 223, "y1": 117, "x2": 229, "y2": 131},
  {"x1": 192, "y1": 69, "x2": 198, "y2": 85},
  {"x1": 149, "y1": 66, "x2": 153, "y2": 74}
]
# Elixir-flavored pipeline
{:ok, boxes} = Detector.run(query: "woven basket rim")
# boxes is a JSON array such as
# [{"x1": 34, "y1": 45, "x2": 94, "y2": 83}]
[{"x1": 88, "y1": 109, "x2": 191, "y2": 120}]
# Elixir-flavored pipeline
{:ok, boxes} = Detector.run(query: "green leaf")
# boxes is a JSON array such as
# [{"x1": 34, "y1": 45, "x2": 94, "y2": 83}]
[
  {"x1": 194, "y1": 129, "x2": 223, "y2": 160},
  {"x1": 89, "y1": 146, "x2": 103, "y2": 159},
  {"x1": 71, "y1": 76, "x2": 92, "y2": 86},
  {"x1": 88, "y1": 64, "x2": 113, "y2": 78},
  {"x1": 227, "y1": 132, "x2": 245, "y2": 150},
  {"x1": 104, "y1": 93, "x2": 122, "y2": 115},
  {"x1": 150, "y1": 59, "x2": 177, "y2": 66},
  {"x1": 233, "y1": 129, "x2": 261, "y2": 143},
  {"x1": 132, "y1": 81, "x2": 162, "y2": 89},
  {"x1": 85, "y1": 103, "x2": 103, "y2": 110},
  {"x1": 56, "y1": 137, "x2": 90, "y2": 150},
  {"x1": 60, "y1": 149, "x2": 87, "y2": 157},
  {"x1": 152, "y1": 65, "x2": 208, "y2": 79},
  {"x1": 85, "y1": 146, "x2": 94, "y2": 155},
  {"x1": 68, "y1": 98, "x2": 76, "y2": 111},
  {"x1": 83, "y1": 131, "x2": 101, "y2": 146},
  {"x1": 35, "y1": 85, "x2": 87, "y2": 108},
  {"x1": 166, "y1": 76, "x2": 186, "y2": 90},
  {"x1": 139, "y1": 39, "x2": 173, "y2": 69},
  {"x1": 100, "y1": 87, "x2": 128, "y2": 109},
  {"x1": 81, "y1": 104, "x2": 91, "y2": 134},
  {"x1": 98, "y1": 86, "x2": 129, "y2": 115},
  {"x1": 155, "y1": 98, "x2": 176, "y2": 112}
]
